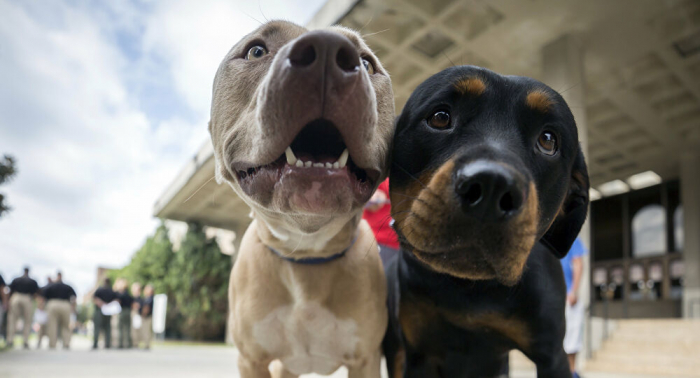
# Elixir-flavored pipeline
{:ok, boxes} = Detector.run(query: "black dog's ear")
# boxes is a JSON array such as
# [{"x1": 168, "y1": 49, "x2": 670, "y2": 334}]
[{"x1": 542, "y1": 144, "x2": 590, "y2": 258}]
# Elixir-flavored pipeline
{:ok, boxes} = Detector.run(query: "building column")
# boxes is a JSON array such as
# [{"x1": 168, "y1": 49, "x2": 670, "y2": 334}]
[
  {"x1": 542, "y1": 32, "x2": 589, "y2": 240},
  {"x1": 681, "y1": 151, "x2": 700, "y2": 318},
  {"x1": 542, "y1": 34, "x2": 590, "y2": 365}
]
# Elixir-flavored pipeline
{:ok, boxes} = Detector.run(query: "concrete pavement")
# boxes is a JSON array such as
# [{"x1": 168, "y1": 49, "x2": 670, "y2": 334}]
[{"x1": 0, "y1": 336, "x2": 676, "y2": 378}]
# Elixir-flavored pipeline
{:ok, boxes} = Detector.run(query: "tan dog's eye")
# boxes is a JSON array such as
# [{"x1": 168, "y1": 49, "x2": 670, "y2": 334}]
[
  {"x1": 246, "y1": 45, "x2": 268, "y2": 60},
  {"x1": 537, "y1": 131, "x2": 558, "y2": 156},
  {"x1": 428, "y1": 111, "x2": 450, "y2": 129},
  {"x1": 361, "y1": 58, "x2": 375, "y2": 74}
]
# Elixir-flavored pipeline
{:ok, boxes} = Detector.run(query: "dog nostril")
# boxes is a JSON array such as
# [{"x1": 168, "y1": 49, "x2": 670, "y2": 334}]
[
  {"x1": 336, "y1": 46, "x2": 359, "y2": 73},
  {"x1": 499, "y1": 192, "x2": 514, "y2": 213},
  {"x1": 498, "y1": 189, "x2": 523, "y2": 215},
  {"x1": 290, "y1": 44, "x2": 316, "y2": 67},
  {"x1": 459, "y1": 182, "x2": 483, "y2": 206}
]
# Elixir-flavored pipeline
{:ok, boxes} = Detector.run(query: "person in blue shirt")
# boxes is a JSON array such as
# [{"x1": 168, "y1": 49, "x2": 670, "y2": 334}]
[{"x1": 561, "y1": 237, "x2": 587, "y2": 378}]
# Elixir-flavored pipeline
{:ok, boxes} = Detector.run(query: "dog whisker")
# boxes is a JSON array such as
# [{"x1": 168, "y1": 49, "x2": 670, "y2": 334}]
[
  {"x1": 362, "y1": 28, "x2": 390, "y2": 38},
  {"x1": 359, "y1": 16, "x2": 374, "y2": 33},
  {"x1": 442, "y1": 51, "x2": 456, "y2": 68},
  {"x1": 183, "y1": 176, "x2": 216, "y2": 204}
]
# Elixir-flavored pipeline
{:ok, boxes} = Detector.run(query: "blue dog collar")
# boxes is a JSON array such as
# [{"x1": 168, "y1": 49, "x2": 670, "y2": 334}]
[{"x1": 267, "y1": 236, "x2": 357, "y2": 265}]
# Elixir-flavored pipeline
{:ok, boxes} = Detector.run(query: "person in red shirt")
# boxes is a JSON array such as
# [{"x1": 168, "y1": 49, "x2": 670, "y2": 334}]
[{"x1": 363, "y1": 178, "x2": 400, "y2": 265}]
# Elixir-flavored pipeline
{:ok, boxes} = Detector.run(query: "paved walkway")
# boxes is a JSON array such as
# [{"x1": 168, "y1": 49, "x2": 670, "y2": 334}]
[{"x1": 0, "y1": 336, "x2": 674, "y2": 378}]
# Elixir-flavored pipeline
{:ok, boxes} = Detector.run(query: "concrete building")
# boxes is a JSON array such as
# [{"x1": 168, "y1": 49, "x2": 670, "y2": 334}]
[{"x1": 154, "y1": 0, "x2": 700, "y2": 375}]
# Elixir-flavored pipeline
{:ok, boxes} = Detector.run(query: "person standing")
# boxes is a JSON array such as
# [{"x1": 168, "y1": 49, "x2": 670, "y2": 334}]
[
  {"x1": 7, "y1": 267, "x2": 39, "y2": 349},
  {"x1": 42, "y1": 272, "x2": 76, "y2": 349},
  {"x1": 363, "y1": 178, "x2": 401, "y2": 266},
  {"x1": 92, "y1": 277, "x2": 116, "y2": 350},
  {"x1": 115, "y1": 279, "x2": 133, "y2": 348},
  {"x1": 130, "y1": 282, "x2": 142, "y2": 347},
  {"x1": 36, "y1": 276, "x2": 53, "y2": 349},
  {"x1": 0, "y1": 273, "x2": 8, "y2": 344},
  {"x1": 561, "y1": 237, "x2": 588, "y2": 378},
  {"x1": 140, "y1": 284, "x2": 154, "y2": 350}
]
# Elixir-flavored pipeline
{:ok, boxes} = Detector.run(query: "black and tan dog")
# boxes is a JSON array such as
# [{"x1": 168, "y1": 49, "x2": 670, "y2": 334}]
[{"x1": 383, "y1": 66, "x2": 590, "y2": 378}]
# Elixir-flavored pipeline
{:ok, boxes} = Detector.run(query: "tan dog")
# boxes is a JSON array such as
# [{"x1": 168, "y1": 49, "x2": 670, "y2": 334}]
[{"x1": 208, "y1": 21, "x2": 395, "y2": 377}]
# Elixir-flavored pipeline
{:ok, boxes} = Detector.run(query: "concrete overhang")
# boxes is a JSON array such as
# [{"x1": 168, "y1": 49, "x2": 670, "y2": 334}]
[
  {"x1": 153, "y1": 141, "x2": 250, "y2": 232},
  {"x1": 154, "y1": 0, "x2": 700, "y2": 223}
]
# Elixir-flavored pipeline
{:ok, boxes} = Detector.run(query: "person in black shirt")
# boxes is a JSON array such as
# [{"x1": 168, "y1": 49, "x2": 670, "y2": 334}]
[
  {"x1": 8, "y1": 267, "x2": 39, "y2": 348},
  {"x1": 140, "y1": 284, "x2": 154, "y2": 350},
  {"x1": 0, "y1": 274, "x2": 7, "y2": 343},
  {"x1": 92, "y1": 277, "x2": 117, "y2": 349},
  {"x1": 42, "y1": 272, "x2": 76, "y2": 349},
  {"x1": 114, "y1": 278, "x2": 133, "y2": 348}
]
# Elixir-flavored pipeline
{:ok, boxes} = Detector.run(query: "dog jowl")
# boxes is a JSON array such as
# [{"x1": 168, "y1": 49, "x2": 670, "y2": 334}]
[{"x1": 391, "y1": 66, "x2": 589, "y2": 285}]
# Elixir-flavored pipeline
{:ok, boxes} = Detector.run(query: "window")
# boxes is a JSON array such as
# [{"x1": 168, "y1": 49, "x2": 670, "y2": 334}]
[{"x1": 631, "y1": 205, "x2": 667, "y2": 257}]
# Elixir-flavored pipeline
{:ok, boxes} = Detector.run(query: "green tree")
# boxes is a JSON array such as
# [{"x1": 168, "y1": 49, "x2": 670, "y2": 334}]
[
  {"x1": 111, "y1": 221, "x2": 182, "y2": 336},
  {"x1": 0, "y1": 155, "x2": 17, "y2": 218},
  {"x1": 113, "y1": 221, "x2": 232, "y2": 341},
  {"x1": 168, "y1": 222, "x2": 232, "y2": 341}
]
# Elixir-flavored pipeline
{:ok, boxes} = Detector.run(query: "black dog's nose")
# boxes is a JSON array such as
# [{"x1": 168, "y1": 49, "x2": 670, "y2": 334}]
[
  {"x1": 288, "y1": 30, "x2": 360, "y2": 74},
  {"x1": 455, "y1": 161, "x2": 526, "y2": 222}
]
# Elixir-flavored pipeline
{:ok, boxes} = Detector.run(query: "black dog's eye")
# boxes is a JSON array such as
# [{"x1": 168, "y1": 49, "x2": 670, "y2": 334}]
[
  {"x1": 246, "y1": 45, "x2": 268, "y2": 60},
  {"x1": 428, "y1": 111, "x2": 450, "y2": 129},
  {"x1": 361, "y1": 58, "x2": 375, "y2": 74},
  {"x1": 537, "y1": 131, "x2": 558, "y2": 156}
]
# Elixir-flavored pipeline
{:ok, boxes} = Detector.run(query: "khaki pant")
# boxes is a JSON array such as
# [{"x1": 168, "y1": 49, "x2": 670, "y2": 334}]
[
  {"x1": 131, "y1": 311, "x2": 141, "y2": 346},
  {"x1": 36, "y1": 323, "x2": 47, "y2": 348},
  {"x1": 7, "y1": 294, "x2": 33, "y2": 345},
  {"x1": 141, "y1": 316, "x2": 152, "y2": 348},
  {"x1": 46, "y1": 300, "x2": 71, "y2": 349}
]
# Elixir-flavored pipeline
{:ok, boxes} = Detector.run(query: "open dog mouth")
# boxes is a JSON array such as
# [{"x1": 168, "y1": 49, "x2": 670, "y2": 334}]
[{"x1": 234, "y1": 119, "x2": 378, "y2": 208}]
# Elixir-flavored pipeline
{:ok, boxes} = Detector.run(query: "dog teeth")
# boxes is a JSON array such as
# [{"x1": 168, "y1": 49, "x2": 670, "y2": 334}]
[
  {"x1": 337, "y1": 149, "x2": 349, "y2": 168},
  {"x1": 285, "y1": 147, "x2": 297, "y2": 165},
  {"x1": 290, "y1": 149, "x2": 349, "y2": 170}
]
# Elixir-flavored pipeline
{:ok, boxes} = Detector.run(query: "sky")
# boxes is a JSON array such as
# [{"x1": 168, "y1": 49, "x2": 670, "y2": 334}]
[{"x1": 0, "y1": 0, "x2": 326, "y2": 297}]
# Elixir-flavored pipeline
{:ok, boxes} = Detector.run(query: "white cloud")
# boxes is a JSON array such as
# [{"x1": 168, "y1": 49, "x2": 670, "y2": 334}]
[{"x1": 0, "y1": 0, "x2": 325, "y2": 297}]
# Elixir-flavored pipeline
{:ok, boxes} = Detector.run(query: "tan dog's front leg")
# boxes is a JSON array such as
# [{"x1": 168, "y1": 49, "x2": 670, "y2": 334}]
[
  {"x1": 238, "y1": 354, "x2": 271, "y2": 378},
  {"x1": 269, "y1": 360, "x2": 299, "y2": 378},
  {"x1": 348, "y1": 349, "x2": 382, "y2": 378}
]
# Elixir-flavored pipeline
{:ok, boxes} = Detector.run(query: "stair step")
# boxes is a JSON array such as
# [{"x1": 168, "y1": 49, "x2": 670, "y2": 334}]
[
  {"x1": 586, "y1": 360, "x2": 700, "y2": 377},
  {"x1": 587, "y1": 320, "x2": 700, "y2": 377}
]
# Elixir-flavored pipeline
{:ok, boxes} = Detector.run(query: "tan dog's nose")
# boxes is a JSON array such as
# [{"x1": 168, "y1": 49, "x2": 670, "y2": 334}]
[{"x1": 287, "y1": 30, "x2": 360, "y2": 86}]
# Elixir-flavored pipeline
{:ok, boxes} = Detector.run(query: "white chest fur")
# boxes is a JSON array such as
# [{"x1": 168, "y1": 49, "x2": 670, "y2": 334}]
[{"x1": 252, "y1": 301, "x2": 360, "y2": 375}]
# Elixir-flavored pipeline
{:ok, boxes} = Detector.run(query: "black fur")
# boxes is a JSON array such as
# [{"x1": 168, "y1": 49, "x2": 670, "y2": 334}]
[{"x1": 384, "y1": 66, "x2": 590, "y2": 378}]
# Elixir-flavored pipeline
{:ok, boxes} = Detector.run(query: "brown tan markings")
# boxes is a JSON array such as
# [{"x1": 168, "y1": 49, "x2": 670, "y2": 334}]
[
  {"x1": 399, "y1": 295, "x2": 531, "y2": 352},
  {"x1": 525, "y1": 89, "x2": 554, "y2": 113},
  {"x1": 399, "y1": 295, "x2": 440, "y2": 348},
  {"x1": 392, "y1": 157, "x2": 539, "y2": 284},
  {"x1": 390, "y1": 161, "x2": 454, "y2": 250},
  {"x1": 454, "y1": 76, "x2": 486, "y2": 96},
  {"x1": 393, "y1": 347, "x2": 406, "y2": 378},
  {"x1": 442, "y1": 311, "x2": 531, "y2": 351}
]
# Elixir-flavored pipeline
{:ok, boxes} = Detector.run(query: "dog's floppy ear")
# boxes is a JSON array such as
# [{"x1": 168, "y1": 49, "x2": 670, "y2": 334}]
[{"x1": 541, "y1": 144, "x2": 590, "y2": 258}]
